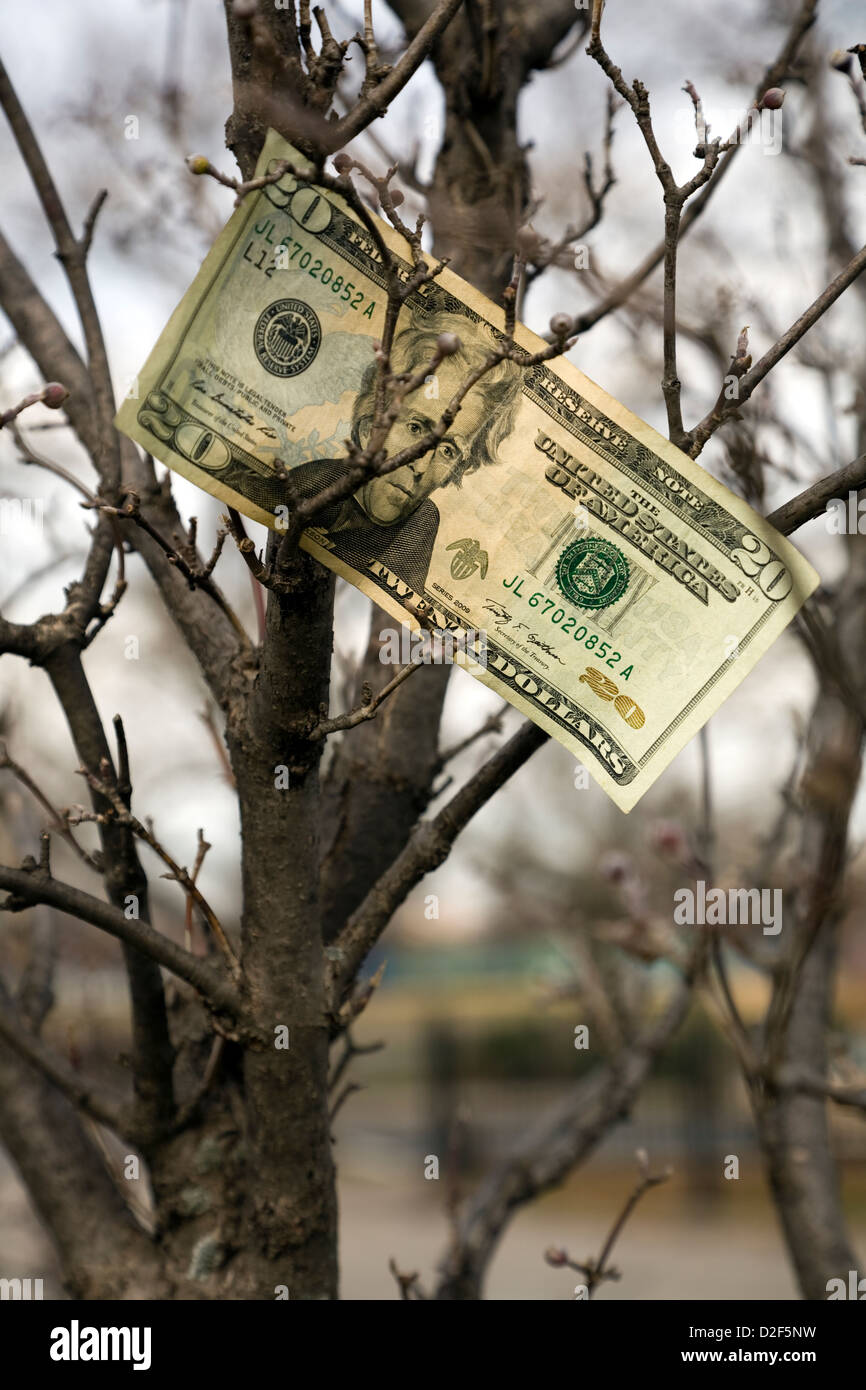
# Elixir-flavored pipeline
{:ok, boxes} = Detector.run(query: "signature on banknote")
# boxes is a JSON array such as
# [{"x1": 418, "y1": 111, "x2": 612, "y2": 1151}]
[
  {"x1": 483, "y1": 601, "x2": 566, "y2": 663},
  {"x1": 191, "y1": 378, "x2": 280, "y2": 438}
]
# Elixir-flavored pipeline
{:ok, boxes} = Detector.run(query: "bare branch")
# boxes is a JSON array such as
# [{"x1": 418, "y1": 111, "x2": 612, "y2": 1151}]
[
  {"x1": 70, "y1": 767, "x2": 240, "y2": 976},
  {"x1": 85, "y1": 491, "x2": 251, "y2": 649},
  {"x1": 436, "y1": 959, "x2": 697, "y2": 1298},
  {"x1": 0, "y1": 230, "x2": 246, "y2": 707},
  {"x1": 186, "y1": 153, "x2": 299, "y2": 206},
  {"x1": 15, "y1": 899, "x2": 57, "y2": 1032},
  {"x1": 0, "y1": 989, "x2": 125, "y2": 1133},
  {"x1": 588, "y1": 6, "x2": 726, "y2": 446},
  {"x1": 332, "y1": 0, "x2": 465, "y2": 149},
  {"x1": 183, "y1": 827, "x2": 212, "y2": 955},
  {"x1": 0, "y1": 613, "x2": 38, "y2": 659},
  {"x1": 388, "y1": 1256, "x2": 427, "y2": 1300},
  {"x1": 0, "y1": 741, "x2": 102, "y2": 871},
  {"x1": 0, "y1": 381, "x2": 68, "y2": 429},
  {"x1": 329, "y1": 1080, "x2": 361, "y2": 1121},
  {"x1": 328, "y1": 722, "x2": 547, "y2": 1007},
  {"x1": 774, "y1": 1065, "x2": 866, "y2": 1113},
  {"x1": 688, "y1": 241, "x2": 866, "y2": 456},
  {"x1": 545, "y1": 1152, "x2": 672, "y2": 1297},
  {"x1": 434, "y1": 704, "x2": 508, "y2": 774},
  {"x1": 12, "y1": 422, "x2": 98, "y2": 503},
  {"x1": 306, "y1": 663, "x2": 421, "y2": 740},
  {"x1": 574, "y1": 0, "x2": 818, "y2": 337},
  {"x1": 766, "y1": 453, "x2": 866, "y2": 536},
  {"x1": 525, "y1": 90, "x2": 619, "y2": 286},
  {"x1": 0, "y1": 1031, "x2": 162, "y2": 1297},
  {"x1": 0, "y1": 864, "x2": 239, "y2": 1016},
  {"x1": 328, "y1": 1028, "x2": 384, "y2": 1093},
  {"x1": 0, "y1": 56, "x2": 120, "y2": 489},
  {"x1": 9, "y1": 425, "x2": 128, "y2": 643}
]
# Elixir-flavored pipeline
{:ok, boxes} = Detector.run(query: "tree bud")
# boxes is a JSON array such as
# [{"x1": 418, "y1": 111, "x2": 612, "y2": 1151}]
[
  {"x1": 436, "y1": 332, "x2": 461, "y2": 357},
  {"x1": 389, "y1": 188, "x2": 405, "y2": 207},
  {"x1": 600, "y1": 849, "x2": 630, "y2": 882},
  {"x1": 760, "y1": 87, "x2": 785, "y2": 109},
  {"x1": 544, "y1": 1247, "x2": 569, "y2": 1267},
  {"x1": 41, "y1": 382, "x2": 69, "y2": 409},
  {"x1": 515, "y1": 224, "x2": 541, "y2": 257},
  {"x1": 186, "y1": 155, "x2": 210, "y2": 175},
  {"x1": 333, "y1": 153, "x2": 352, "y2": 174},
  {"x1": 649, "y1": 819, "x2": 687, "y2": 858},
  {"x1": 549, "y1": 312, "x2": 574, "y2": 338}
]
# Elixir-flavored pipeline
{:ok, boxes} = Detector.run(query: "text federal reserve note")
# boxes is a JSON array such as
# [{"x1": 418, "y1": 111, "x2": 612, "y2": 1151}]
[{"x1": 115, "y1": 130, "x2": 819, "y2": 812}]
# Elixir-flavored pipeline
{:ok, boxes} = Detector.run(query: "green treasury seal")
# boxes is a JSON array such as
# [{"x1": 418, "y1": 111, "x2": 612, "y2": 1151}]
[{"x1": 556, "y1": 536, "x2": 630, "y2": 610}]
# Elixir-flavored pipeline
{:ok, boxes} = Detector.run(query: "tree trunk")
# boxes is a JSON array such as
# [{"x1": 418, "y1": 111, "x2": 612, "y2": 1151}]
[
  {"x1": 227, "y1": 543, "x2": 338, "y2": 1299},
  {"x1": 756, "y1": 689, "x2": 861, "y2": 1298}
]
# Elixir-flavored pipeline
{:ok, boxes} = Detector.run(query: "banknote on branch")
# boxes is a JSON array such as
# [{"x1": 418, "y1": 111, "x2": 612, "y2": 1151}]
[{"x1": 115, "y1": 130, "x2": 819, "y2": 812}]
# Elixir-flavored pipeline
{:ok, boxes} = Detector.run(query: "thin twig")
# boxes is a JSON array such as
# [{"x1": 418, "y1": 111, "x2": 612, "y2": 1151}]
[
  {"x1": 545, "y1": 1151, "x2": 672, "y2": 1297},
  {"x1": 0, "y1": 57, "x2": 119, "y2": 490},
  {"x1": 331, "y1": 0, "x2": 464, "y2": 149},
  {"x1": 184, "y1": 828, "x2": 212, "y2": 955},
  {"x1": 328, "y1": 1029, "x2": 385, "y2": 1092},
  {"x1": 329, "y1": 1080, "x2": 361, "y2": 1121},
  {"x1": 307, "y1": 662, "x2": 421, "y2": 739},
  {"x1": 688, "y1": 242, "x2": 866, "y2": 456},
  {"x1": 0, "y1": 382, "x2": 69, "y2": 430},
  {"x1": 574, "y1": 0, "x2": 818, "y2": 338},
  {"x1": 70, "y1": 769, "x2": 239, "y2": 975},
  {"x1": 0, "y1": 741, "x2": 102, "y2": 871},
  {"x1": 587, "y1": 7, "x2": 724, "y2": 447},
  {"x1": 525, "y1": 90, "x2": 619, "y2": 285},
  {"x1": 388, "y1": 1257, "x2": 427, "y2": 1300},
  {"x1": 187, "y1": 155, "x2": 299, "y2": 207},
  {"x1": 434, "y1": 705, "x2": 508, "y2": 773},
  {"x1": 198, "y1": 708, "x2": 236, "y2": 789},
  {"x1": 85, "y1": 492, "x2": 250, "y2": 647}
]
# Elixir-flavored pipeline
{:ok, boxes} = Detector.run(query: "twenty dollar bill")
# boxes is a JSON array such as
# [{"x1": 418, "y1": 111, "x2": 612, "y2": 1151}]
[{"x1": 116, "y1": 130, "x2": 819, "y2": 812}]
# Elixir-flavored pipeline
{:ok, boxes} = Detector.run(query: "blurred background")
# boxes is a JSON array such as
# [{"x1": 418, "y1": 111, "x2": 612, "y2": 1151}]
[{"x1": 1, "y1": 0, "x2": 865, "y2": 1297}]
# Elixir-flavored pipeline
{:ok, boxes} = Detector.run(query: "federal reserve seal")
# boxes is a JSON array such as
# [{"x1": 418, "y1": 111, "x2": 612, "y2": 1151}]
[
  {"x1": 556, "y1": 536, "x2": 630, "y2": 610},
  {"x1": 253, "y1": 299, "x2": 321, "y2": 377}
]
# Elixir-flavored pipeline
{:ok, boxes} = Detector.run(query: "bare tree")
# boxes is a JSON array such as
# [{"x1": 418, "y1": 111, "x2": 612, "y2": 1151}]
[{"x1": 0, "y1": 0, "x2": 864, "y2": 1300}]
